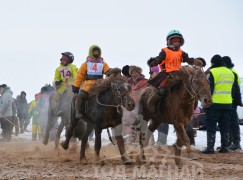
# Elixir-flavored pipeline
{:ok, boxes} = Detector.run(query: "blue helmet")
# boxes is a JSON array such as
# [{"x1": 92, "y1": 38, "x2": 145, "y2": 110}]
[{"x1": 166, "y1": 30, "x2": 184, "y2": 47}]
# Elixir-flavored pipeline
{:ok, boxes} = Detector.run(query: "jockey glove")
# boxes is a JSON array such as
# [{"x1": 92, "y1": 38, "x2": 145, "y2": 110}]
[
  {"x1": 72, "y1": 85, "x2": 80, "y2": 93},
  {"x1": 55, "y1": 80, "x2": 62, "y2": 87},
  {"x1": 147, "y1": 57, "x2": 157, "y2": 67}
]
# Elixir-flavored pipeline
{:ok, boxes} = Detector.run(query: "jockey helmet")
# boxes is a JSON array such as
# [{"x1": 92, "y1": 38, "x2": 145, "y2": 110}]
[
  {"x1": 166, "y1": 29, "x2": 184, "y2": 47},
  {"x1": 61, "y1": 52, "x2": 74, "y2": 63}
]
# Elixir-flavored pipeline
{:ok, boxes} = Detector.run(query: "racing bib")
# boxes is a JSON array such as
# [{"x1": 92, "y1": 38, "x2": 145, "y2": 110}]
[
  {"x1": 87, "y1": 61, "x2": 104, "y2": 75},
  {"x1": 59, "y1": 66, "x2": 72, "y2": 79}
]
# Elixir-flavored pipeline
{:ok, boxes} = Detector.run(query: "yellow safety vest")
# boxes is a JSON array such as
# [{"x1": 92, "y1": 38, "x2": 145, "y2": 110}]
[{"x1": 210, "y1": 67, "x2": 234, "y2": 104}]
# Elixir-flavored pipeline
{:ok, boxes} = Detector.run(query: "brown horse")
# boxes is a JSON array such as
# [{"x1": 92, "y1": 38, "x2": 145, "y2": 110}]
[
  {"x1": 137, "y1": 65, "x2": 211, "y2": 167},
  {"x1": 61, "y1": 73, "x2": 135, "y2": 164}
]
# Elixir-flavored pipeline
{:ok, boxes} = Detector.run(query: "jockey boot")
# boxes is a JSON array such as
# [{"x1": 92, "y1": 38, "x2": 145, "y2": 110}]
[
  {"x1": 158, "y1": 87, "x2": 166, "y2": 96},
  {"x1": 75, "y1": 91, "x2": 88, "y2": 119},
  {"x1": 201, "y1": 132, "x2": 215, "y2": 154},
  {"x1": 218, "y1": 132, "x2": 229, "y2": 153},
  {"x1": 229, "y1": 130, "x2": 241, "y2": 151}
]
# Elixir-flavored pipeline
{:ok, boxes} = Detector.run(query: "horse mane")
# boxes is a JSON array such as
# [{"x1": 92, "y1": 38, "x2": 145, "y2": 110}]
[
  {"x1": 89, "y1": 74, "x2": 127, "y2": 95},
  {"x1": 164, "y1": 65, "x2": 195, "y2": 92}
]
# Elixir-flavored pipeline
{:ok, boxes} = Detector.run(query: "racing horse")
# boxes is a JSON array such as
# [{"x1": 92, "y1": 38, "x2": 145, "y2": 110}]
[
  {"x1": 61, "y1": 72, "x2": 135, "y2": 164},
  {"x1": 43, "y1": 85, "x2": 74, "y2": 148},
  {"x1": 137, "y1": 65, "x2": 211, "y2": 167}
]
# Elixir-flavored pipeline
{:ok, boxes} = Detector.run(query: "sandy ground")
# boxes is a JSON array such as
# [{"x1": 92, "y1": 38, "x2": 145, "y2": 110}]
[{"x1": 0, "y1": 138, "x2": 243, "y2": 180}]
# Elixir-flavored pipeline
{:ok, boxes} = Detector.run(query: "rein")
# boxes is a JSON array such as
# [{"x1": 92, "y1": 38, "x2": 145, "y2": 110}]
[
  {"x1": 183, "y1": 67, "x2": 207, "y2": 101},
  {"x1": 133, "y1": 82, "x2": 148, "y2": 91},
  {"x1": 96, "y1": 89, "x2": 130, "y2": 113},
  {"x1": 96, "y1": 94, "x2": 121, "y2": 113}
]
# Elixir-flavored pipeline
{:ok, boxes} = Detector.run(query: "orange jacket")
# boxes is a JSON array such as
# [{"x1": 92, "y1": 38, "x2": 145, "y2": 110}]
[
  {"x1": 159, "y1": 48, "x2": 183, "y2": 72},
  {"x1": 73, "y1": 57, "x2": 110, "y2": 92}
]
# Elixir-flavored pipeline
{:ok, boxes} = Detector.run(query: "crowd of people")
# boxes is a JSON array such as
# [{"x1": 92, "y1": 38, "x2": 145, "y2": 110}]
[
  {"x1": 0, "y1": 29, "x2": 242, "y2": 154},
  {"x1": 0, "y1": 84, "x2": 55, "y2": 141}
]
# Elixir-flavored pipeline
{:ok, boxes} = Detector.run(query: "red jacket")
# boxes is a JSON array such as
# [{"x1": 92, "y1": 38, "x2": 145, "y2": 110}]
[{"x1": 128, "y1": 75, "x2": 148, "y2": 104}]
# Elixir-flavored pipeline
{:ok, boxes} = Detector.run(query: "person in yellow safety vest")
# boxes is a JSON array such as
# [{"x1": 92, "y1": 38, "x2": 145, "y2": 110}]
[
  {"x1": 28, "y1": 94, "x2": 41, "y2": 141},
  {"x1": 54, "y1": 52, "x2": 78, "y2": 115},
  {"x1": 222, "y1": 56, "x2": 243, "y2": 150},
  {"x1": 202, "y1": 54, "x2": 235, "y2": 154},
  {"x1": 72, "y1": 45, "x2": 110, "y2": 119}
]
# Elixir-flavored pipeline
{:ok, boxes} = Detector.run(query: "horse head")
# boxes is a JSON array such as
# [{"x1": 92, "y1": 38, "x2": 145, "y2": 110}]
[
  {"x1": 185, "y1": 66, "x2": 212, "y2": 108},
  {"x1": 111, "y1": 80, "x2": 135, "y2": 111}
]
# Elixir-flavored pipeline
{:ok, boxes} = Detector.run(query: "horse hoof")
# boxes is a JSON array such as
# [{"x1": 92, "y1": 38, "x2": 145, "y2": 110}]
[
  {"x1": 60, "y1": 141, "x2": 69, "y2": 150},
  {"x1": 188, "y1": 154, "x2": 198, "y2": 160},
  {"x1": 95, "y1": 160, "x2": 105, "y2": 166},
  {"x1": 136, "y1": 155, "x2": 147, "y2": 163},
  {"x1": 80, "y1": 157, "x2": 88, "y2": 164},
  {"x1": 177, "y1": 163, "x2": 183, "y2": 169},
  {"x1": 43, "y1": 139, "x2": 48, "y2": 145},
  {"x1": 123, "y1": 159, "x2": 133, "y2": 165}
]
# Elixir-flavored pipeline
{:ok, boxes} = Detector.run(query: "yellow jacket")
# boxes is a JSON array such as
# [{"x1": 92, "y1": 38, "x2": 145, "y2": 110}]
[
  {"x1": 73, "y1": 45, "x2": 110, "y2": 92},
  {"x1": 73, "y1": 58, "x2": 110, "y2": 92},
  {"x1": 54, "y1": 63, "x2": 78, "y2": 93}
]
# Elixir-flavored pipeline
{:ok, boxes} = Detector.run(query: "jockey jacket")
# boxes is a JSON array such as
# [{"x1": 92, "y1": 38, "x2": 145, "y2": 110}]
[
  {"x1": 54, "y1": 63, "x2": 78, "y2": 93},
  {"x1": 155, "y1": 47, "x2": 194, "y2": 73},
  {"x1": 73, "y1": 57, "x2": 110, "y2": 92}
]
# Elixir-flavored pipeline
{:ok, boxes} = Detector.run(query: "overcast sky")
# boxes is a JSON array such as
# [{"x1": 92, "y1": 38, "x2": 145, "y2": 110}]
[{"x1": 1, "y1": 0, "x2": 243, "y2": 102}]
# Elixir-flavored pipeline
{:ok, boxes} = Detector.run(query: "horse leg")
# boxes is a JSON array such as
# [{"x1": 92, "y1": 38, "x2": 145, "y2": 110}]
[
  {"x1": 138, "y1": 115, "x2": 160, "y2": 162},
  {"x1": 60, "y1": 120, "x2": 76, "y2": 150},
  {"x1": 55, "y1": 118, "x2": 64, "y2": 148},
  {"x1": 113, "y1": 124, "x2": 132, "y2": 165},
  {"x1": 173, "y1": 123, "x2": 190, "y2": 168},
  {"x1": 60, "y1": 97, "x2": 79, "y2": 150},
  {"x1": 140, "y1": 122, "x2": 161, "y2": 162},
  {"x1": 79, "y1": 123, "x2": 93, "y2": 164},
  {"x1": 137, "y1": 115, "x2": 149, "y2": 162},
  {"x1": 94, "y1": 128, "x2": 102, "y2": 164},
  {"x1": 43, "y1": 107, "x2": 57, "y2": 145}
]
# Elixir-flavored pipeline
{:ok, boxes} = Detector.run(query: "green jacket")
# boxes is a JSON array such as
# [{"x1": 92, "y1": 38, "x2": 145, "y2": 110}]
[{"x1": 54, "y1": 63, "x2": 78, "y2": 93}]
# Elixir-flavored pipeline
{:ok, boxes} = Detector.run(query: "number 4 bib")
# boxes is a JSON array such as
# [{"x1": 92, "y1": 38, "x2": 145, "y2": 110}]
[{"x1": 87, "y1": 61, "x2": 104, "y2": 75}]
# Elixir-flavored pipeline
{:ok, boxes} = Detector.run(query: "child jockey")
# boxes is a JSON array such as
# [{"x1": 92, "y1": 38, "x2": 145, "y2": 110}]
[
  {"x1": 54, "y1": 52, "x2": 78, "y2": 115},
  {"x1": 72, "y1": 45, "x2": 110, "y2": 119},
  {"x1": 147, "y1": 30, "x2": 203, "y2": 112}
]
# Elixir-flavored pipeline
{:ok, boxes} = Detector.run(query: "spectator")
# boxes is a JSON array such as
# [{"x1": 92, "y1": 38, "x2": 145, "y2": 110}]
[
  {"x1": 16, "y1": 91, "x2": 29, "y2": 133},
  {"x1": 11, "y1": 98, "x2": 19, "y2": 136},
  {"x1": 202, "y1": 55, "x2": 235, "y2": 154},
  {"x1": 223, "y1": 56, "x2": 243, "y2": 150},
  {"x1": 29, "y1": 94, "x2": 42, "y2": 141},
  {"x1": 0, "y1": 84, "x2": 13, "y2": 141}
]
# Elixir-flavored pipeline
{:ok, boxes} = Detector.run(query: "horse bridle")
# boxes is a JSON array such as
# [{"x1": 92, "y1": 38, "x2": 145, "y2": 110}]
[
  {"x1": 96, "y1": 81, "x2": 130, "y2": 113},
  {"x1": 183, "y1": 67, "x2": 207, "y2": 101}
]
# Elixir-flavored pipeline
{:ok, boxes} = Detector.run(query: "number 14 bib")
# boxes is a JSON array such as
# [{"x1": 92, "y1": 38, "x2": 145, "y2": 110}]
[{"x1": 59, "y1": 66, "x2": 72, "y2": 79}]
